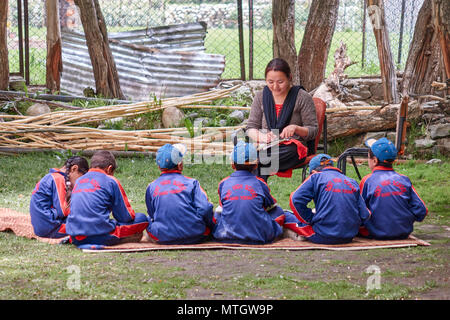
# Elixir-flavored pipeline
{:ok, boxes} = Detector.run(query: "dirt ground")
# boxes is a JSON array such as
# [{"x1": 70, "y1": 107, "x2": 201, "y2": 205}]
[{"x1": 132, "y1": 224, "x2": 450, "y2": 299}]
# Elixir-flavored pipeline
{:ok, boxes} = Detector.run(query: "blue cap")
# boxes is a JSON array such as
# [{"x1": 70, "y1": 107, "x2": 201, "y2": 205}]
[
  {"x1": 231, "y1": 141, "x2": 258, "y2": 164},
  {"x1": 365, "y1": 137, "x2": 397, "y2": 162},
  {"x1": 309, "y1": 154, "x2": 333, "y2": 173},
  {"x1": 156, "y1": 143, "x2": 186, "y2": 169}
]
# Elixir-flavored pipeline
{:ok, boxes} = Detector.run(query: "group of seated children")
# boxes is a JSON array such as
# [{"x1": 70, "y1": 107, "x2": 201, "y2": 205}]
[{"x1": 29, "y1": 137, "x2": 428, "y2": 248}]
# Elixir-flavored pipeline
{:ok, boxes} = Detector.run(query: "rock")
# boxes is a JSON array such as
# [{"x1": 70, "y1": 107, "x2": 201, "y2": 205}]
[
  {"x1": 26, "y1": 103, "x2": 51, "y2": 116},
  {"x1": 426, "y1": 158, "x2": 442, "y2": 165},
  {"x1": 429, "y1": 123, "x2": 450, "y2": 139},
  {"x1": 193, "y1": 117, "x2": 209, "y2": 127},
  {"x1": 161, "y1": 106, "x2": 185, "y2": 128},
  {"x1": 347, "y1": 89, "x2": 372, "y2": 101},
  {"x1": 219, "y1": 119, "x2": 227, "y2": 127},
  {"x1": 420, "y1": 100, "x2": 443, "y2": 113},
  {"x1": 386, "y1": 131, "x2": 396, "y2": 142},
  {"x1": 414, "y1": 138, "x2": 436, "y2": 149},
  {"x1": 433, "y1": 138, "x2": 450, "y2": 156},
  {"x1": 228, "y1": 110, "x2": 244, "y2": 123},
  {"x1": 363, "y1": 131, "x2": 388, "y2": 141},
  {"x1": 368, "y1": 83, "x2": 384, "y2": 102},
  {"x1": 185, "y1": 112, "x2": 199, "y2": 119},
  {"x1": 9, "y1": 75, "x2": 26, "y2": 91}
]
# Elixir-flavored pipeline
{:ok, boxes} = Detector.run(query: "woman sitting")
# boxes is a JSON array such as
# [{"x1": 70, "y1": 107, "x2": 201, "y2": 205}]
[{"x1": 246, "y1": 58, "x2": 318, "y2": 181}]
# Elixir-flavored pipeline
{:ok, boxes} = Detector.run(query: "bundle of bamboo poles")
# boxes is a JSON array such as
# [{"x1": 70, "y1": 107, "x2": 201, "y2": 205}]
[
  {"x1": 0, "y1": 122, "x2": 242, "y2": 155},
  {"x1": 0, "y1": 84, "x2": 388, "y2": 155},
  {"x1": 0, "y1": 86, "x2": 243, "y2": 156},
  {"x1": 9, "y1": 86, "x2": 239, "y2": 127}
]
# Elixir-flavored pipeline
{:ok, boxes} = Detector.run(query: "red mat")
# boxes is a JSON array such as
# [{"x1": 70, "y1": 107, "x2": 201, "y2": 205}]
[{"x1": 0, "y1": 207, "x2": 430, "y2": 252}]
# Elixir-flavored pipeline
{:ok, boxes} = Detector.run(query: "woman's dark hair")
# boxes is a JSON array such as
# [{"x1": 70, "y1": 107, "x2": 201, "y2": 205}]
[
  {"x1": 368, "y1": 149, "x2": 393, "y2": 168},
  {"x1": 64, "y1": 156, "x2": 89, "y2": 206},
  {"x1": 265, "y1": 58, "x2": 292, "y2": 80},
  {"x1": 90, "y1": 150, "x2": 117, "y2": 171}
]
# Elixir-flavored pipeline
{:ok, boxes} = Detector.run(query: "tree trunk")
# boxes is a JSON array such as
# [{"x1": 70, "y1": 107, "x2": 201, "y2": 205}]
[
  {"x1": 0, "y1": 1, "x2": 8, "y2": 91},
  {"x1": 432, "y1": 0, "x2": 450, "y2": 79},
  {"x1": 366, "y1": 0, "x2": 399, "y2": 104},
  {"x1": 74, "y1": 0, "x2": 125, "y2": 100},
  {"x1": 297, "y1": 0, "x2": 339, "y2": 91},
  {"x1": 326, "y1": 101, "x2": 421, "y2": 139},
  {"x1": 401, "y1": 0, "x2": 442, "y2": 97},
  {"x1": 272, "y1": 0, "x2": 299, "y2": 85},
  {"x1": 45, "y1": 0, "x2": 62, "y2": 93}
]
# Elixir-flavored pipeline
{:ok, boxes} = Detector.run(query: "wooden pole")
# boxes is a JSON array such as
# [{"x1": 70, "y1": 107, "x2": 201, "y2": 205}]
[
  {"x1": 237, "y1": 0, "x2": 246, "y2": 80},
  {"x1": 45, "y1": 0, "x2": 62, "y2": 93},
  {"x1": 0, "y1": 0, "x2": 8, "y2": 90},
  {"x1": 366, "y1": 0, "x2": 399, "y2": 103}
]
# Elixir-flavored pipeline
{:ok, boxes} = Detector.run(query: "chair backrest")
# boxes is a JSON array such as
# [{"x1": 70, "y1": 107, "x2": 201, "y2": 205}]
[{"x1": 312, "y1": 97, "x2": 327, "y2": 154}]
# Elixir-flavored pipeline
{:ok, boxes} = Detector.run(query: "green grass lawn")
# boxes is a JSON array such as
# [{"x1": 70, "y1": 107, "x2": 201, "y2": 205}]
[{"x1": 0, "y1": 152, "x2": 448, "y2": 300}]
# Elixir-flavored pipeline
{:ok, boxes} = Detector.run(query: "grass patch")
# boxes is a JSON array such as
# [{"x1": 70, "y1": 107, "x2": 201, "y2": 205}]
[{"x1": 0, "y1": 152, "x2": 448, "y2": 300}]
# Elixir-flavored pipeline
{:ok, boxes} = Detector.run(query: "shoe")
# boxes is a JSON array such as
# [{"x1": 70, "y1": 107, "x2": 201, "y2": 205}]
[
  {"x1": 59, "y1": 236, "x2": 71, "y2": 245},
  {"x1": 283, "y1": 228, "x2": 306, "y2": 241},
  {"x1": 118, "y1": 232, "x2": 144, "y2": 244}
]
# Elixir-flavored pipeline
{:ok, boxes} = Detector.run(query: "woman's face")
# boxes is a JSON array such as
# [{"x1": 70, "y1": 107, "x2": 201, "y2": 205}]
[{"x1": 266, "y1": 70, "x2": 291, "y2": 96}]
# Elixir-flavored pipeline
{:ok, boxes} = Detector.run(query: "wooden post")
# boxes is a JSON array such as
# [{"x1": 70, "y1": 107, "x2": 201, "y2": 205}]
[
  {"x1": 0, "y1": 1, "x2": 8, "y2": 90},
  {"x1": 432, "y1": 0, "x2": 450, "y2": 79},
  {"x1": 366, "y1": 0, "x2": 399, "y2": 103},
  {"x1": 45, "y1": 0, "x2": 62, "y2": 93},
  {"x1": 237, "y1": 0, "x2": 246, "y2": 81},
  {"x1": 74, "y1": 0, "x2": 125, "y2": 99}
]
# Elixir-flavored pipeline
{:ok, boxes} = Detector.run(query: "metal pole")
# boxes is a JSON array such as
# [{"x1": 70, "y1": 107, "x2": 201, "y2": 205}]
[
  {"x1": 362, "y1": 0, "x2": 367, "y2": 69},
  {"x1": 237, "y1": 0, "x2": 246, "y2": 80},
  {"x1": 17, "y1": 0, "x2": 24, "y2": 77},
  {"x1": 23, "y1": 0, "x2": 29, "y2": 85},
  {"x1": 397, "y1": 0, "x2": 406, "y2": 67},
  {"x1": 249, "y1": 0, "x2": 254, "y2": 80}
]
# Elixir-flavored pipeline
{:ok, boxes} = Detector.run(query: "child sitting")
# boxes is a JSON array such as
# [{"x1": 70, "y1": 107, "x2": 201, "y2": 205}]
[
  {"x1": 30, "y1": 156, "x2": 89, "y2": 239},
  {"x1": 213, "y1": 141, "x2": 285, "y2": 244},
  {"x1": 359, "y1": 137, "x2": 428, "y2": 239},
  {"x1": 288, "y1": 154, "x2": 370, "y2": 244},
  {"x1": 66, "y1": 150, "x2": 148, "y2": 248},
  {"x1": 145, "y1": 143, "x2": 214, "y2": 244}
]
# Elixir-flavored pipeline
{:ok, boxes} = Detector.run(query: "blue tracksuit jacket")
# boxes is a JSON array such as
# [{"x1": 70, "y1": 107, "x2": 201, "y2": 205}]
[
  {"x1": 29, "y1": 168, "x2": 69, "y2": 238},
  {"x1": 145, "y1": 169, "x2": 214, "y2": 244},
  {"x1": 66, "y1": 168, "x2": 139, "y2": 237},
  {"x1": 213, "y1": 170, "x2": 283, "y2": 244},
  {"x1": 290, "y1": 167, "x2": 370, "y2": 241},
  {"x1": 360, "y1": 166, "x2": 428, "y2": 239}
]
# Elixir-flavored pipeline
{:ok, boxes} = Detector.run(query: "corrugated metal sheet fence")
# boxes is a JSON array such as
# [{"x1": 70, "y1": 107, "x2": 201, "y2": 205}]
[{"x1": 60, "y1": 23, "x2": 225, "y2": 100}]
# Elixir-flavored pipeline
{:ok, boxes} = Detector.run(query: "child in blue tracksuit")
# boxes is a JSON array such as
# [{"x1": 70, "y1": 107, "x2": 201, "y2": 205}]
[
  {"x1": 213, "y1": 141, "x2": 285, "y2": 244},
  {"x1": 359, "y1": 138, "x2": 428, "y2": 239},
  {"x1": 145, "y1": 143, "x2": 214, "y2": 244},
  {"x1": 66, "y1": 150, "x2": 148, "y2": 249},
  {"x1": 288, "y1": 154, "x2": 371, "y2": 244},
  {"x1": 30, "y1": 156, "x2": 89, "y2": 239}
]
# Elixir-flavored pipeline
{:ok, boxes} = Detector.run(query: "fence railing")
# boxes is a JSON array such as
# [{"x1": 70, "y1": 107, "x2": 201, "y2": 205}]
[{"x1": 7, "y1": 0, "x2": 424, "y2": 86}]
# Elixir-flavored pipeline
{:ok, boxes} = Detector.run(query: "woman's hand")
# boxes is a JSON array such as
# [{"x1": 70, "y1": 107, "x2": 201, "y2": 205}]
[
  {"x1": 280, "y1": 125, "x2": 298, "y2": 139},
  {"x1": 280, "y1": 125, "x2": 309, "y2": 139},
  {"x1": 263, "y1": 131, "x2": 278, "y2": 143}
]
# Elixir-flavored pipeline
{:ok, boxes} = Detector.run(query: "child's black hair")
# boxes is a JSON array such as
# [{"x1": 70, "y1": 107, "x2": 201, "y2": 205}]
[
  {"x1": 64, "y1": 156, "x2": 89, "y2": 206},
  {"x1": 368, "y1": 149, "x2": 393, "y2": 168},
  {"x1": 90, "y1": 150, "x2": 117, "y2": 171},
  {"x1": 233, "y1": 162, "x2": 258, "y2": 172}
]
